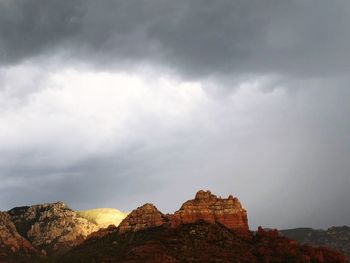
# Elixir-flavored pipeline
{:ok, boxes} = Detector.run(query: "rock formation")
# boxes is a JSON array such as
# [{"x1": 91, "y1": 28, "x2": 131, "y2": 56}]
[
  {"x1": 118, "y1": 203, "x2": 168, "y2": 234},
  {"x1": 0, "y1": 211, "x2": 38, "y2": 262},
  {"x1": 171, "y1": 190, "x2": 249, "y2": 233},
  {"x1": 117, "y1": 190, "x2": 249, "y2": 235},
  {"x1": 7, "y1": 202, "x2": 99, "y2": 254}
]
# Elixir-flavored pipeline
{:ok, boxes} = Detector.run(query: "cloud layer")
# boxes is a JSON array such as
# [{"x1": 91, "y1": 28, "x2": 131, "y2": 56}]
[{"x1": 1, "y1": 0, "x2": 350, "y2": 78}]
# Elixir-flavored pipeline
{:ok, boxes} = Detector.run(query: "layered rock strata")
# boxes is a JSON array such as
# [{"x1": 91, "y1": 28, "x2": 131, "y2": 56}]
[
  {"x1": 118, "y1": 190, "x2": 249, "y2": 235},
  {"x1": 171, "y1": 190, "x2": 249, "y2": 232}
]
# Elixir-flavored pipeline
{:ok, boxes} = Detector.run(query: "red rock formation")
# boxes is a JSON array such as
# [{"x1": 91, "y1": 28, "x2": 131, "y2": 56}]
[
  {"x1": 171, "y1": 190, "x2": 249, "y2": 233},
  {"x1": 118, "y1": 203, "x2": 168, "y2": 234}
]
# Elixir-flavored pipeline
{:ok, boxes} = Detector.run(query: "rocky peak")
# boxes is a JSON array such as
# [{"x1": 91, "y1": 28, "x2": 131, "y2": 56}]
[
  {"x1": 7, "y1": 202, "x2": 99, "y2": 254},
  {"x1": 118, "y1": 203, "x2": 167, "y2": 234},
  {"x1": 195, "y1": 190, "x2": 217, "y2": 201},
  {"x1": 171, "y1": 190, "x2": 249, "y2": 233}
]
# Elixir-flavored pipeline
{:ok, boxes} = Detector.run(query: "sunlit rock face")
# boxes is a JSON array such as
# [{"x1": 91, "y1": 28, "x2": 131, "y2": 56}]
[
  {"x1": 0, "y1": 211, "x2": 38, "y2": 261},
  {"x1": 171, "y1": 190, "x2": 249, "y2": 233},
  {"x1": 7, "y1": 202, "x2": 99, "y2": 254},
  {"x1": 118, "y1": 190, "x2": 249, "y2": 236},
  {"x1": 118, "y1": 203, "x2": 168, "y2": 234},
  {"x1": 77, "y1": 208, "x2": 128, "y2": 228}
]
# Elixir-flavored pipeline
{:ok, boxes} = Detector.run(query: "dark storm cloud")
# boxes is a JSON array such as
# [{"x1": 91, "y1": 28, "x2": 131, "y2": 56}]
[
  {"x1": 1, "y1": 0, "x2": 350, "y2": 78},
  {"x1": 0, "y1": 0, "x2": 84, "y2": 64}
]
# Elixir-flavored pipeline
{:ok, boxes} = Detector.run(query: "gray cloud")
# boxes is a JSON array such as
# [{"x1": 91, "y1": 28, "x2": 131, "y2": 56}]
[{"x1": 0, "y1": 0, "x2": 349, "y2": 230}]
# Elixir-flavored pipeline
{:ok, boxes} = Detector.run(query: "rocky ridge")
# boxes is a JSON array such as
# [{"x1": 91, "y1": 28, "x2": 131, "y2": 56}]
[{"x1": 7, "y1": 202, "x2": 100, "y2": 254}]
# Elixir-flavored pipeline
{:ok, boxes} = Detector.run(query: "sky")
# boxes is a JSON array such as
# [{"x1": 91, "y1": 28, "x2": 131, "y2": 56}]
[{"x1": 0, "y1": 0, "x2": 349, "y2": 230}]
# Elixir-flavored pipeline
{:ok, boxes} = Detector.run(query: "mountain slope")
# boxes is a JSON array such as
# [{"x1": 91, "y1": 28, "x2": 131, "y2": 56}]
[
  {"x1": 281, "y1": 226, "x2": 350, "y2": 261},
  {"x1": 7, "y1": 202, "x2": 99, "y2": 254}
]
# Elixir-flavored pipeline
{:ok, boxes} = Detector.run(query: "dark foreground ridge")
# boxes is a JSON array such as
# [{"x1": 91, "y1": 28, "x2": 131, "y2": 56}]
[
  {"x1": 0, "y1": 190, "x2": 348, "y2": 262},
  {"x1": 54, "y1": 221, "x2": 346, "y2": 263}
]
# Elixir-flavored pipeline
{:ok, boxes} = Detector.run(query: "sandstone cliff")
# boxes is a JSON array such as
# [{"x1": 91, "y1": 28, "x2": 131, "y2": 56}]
[
  {"x1": 117, "y1": 190, "x2": 249, "y2": 236},
  {"x1": 171, "y1": 190, "x2": 249, "y2": 233}
]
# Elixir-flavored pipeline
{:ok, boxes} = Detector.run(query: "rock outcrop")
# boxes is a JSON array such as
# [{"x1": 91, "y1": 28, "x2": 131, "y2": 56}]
[
  {"x1": 7, "y1": 202, "x2": 99, "y2": 254},
  {"x1": 117, "y1": 190, "x2": 249, "y2": 235},
  {"x1": 118, "y1": 203, "x2": 168, "y2": 234},
  {"x1": 0, "y1": 212, "x2": 38, "y2": 262},
  {"x1": 171, "y1": 190, "x2": 249, "y2": 233}
]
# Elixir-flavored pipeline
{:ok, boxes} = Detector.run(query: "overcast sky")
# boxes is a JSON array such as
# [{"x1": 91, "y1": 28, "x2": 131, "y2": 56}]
[{"x1": 0, "y1": 0, "x2": 349, "y2": 229}]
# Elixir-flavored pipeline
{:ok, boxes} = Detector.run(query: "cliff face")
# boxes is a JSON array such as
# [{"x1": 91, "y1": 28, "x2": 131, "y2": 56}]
[
  {"x1": 0, "y1": 212, "x2": 38, "y2": 262},
  {"x1": 7, "y1": 202, "x2": 99, "y2": 254},
  {"x1": 118, "y1": 203, "x2": 168, "y2": 234},
  {"x1": 171, "y1": 190, "x2": 249, "y2": 233}
]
